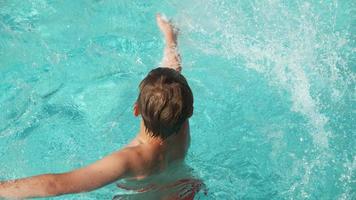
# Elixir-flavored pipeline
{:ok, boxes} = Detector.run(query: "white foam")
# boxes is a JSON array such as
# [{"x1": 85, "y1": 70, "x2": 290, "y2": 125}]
[{"x1": 178, "y1": 0, "x2": 353, "y2": 149}]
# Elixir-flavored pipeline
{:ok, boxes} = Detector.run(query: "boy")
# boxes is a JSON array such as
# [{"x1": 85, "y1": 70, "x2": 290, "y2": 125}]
[{"x1": 0, "y1": 14, "x2": 202, "y2": 199}]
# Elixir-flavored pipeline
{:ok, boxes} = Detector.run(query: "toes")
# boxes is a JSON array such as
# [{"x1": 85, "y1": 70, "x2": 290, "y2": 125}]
[
  {"x1": 156, "y1": 13, "x2": 161, "y2": 21},
  {"x1": 156, "y1": 13, "x2": 169, "y2": 24}
]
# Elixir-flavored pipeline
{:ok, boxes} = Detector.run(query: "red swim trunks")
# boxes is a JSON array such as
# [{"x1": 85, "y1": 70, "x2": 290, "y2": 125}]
[{"x1": 113, "y1": 178, "x2": 207, "y2": 200}]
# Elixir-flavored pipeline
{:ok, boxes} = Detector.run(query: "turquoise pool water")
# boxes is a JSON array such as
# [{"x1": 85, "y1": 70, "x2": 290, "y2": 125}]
[{"x1": 0, "y1": 0, "x2": 355, "y2": 199}]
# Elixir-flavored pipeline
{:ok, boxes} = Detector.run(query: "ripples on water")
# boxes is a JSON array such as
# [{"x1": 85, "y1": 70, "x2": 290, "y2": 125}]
[{"x1": 0, "y1": 0, "x2": 355, "y2": 199}]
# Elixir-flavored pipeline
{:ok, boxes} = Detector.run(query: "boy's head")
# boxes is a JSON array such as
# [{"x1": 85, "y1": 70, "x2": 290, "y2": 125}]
[{"x1": 135, "y1": 68, "x2": 193, "y2": 139}]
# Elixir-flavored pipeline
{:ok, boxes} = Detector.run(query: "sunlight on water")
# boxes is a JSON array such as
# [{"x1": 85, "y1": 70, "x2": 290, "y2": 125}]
[
  {"x1": 0, "y1": 0, "x2": 355, "y2": 199},
  {"x1": 177, "y1": 0, "x2": 354, "y2": 148},
  {"x1": 172, "y1": 0, "x2": 355, "y2": 198}
]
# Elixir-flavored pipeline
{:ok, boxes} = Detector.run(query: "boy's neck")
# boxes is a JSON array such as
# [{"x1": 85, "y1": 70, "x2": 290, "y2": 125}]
[{"x1": 136, "y1": 121, "x2": 164, "y2": 145}]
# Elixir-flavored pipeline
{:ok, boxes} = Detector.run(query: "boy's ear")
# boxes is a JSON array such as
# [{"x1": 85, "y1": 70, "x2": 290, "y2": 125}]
[{"x1": 133, "y1": 103, "x2": 139, "y2": 117}]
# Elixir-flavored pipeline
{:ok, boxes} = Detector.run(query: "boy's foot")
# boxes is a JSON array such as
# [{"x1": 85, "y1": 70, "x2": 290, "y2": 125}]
[{"x1": 156, "y1": 14, "x2": 178, "y2": 46}]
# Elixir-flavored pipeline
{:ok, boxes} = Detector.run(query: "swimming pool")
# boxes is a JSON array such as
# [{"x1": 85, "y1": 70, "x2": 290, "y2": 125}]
[{"x1": 0, "y1": 0, "x2": 355, "y2": 199}]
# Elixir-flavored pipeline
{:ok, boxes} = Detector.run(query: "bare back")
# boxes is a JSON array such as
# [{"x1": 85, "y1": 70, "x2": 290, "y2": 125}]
[{"x1": 123, "y1": 121, "x2": 190, "y2": 181}]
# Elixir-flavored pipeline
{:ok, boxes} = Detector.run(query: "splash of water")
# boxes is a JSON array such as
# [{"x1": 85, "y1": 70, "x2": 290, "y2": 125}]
[
  {"x1": 172, "y1": 0, "x2": 355, "y2": 198},
  {"x1": 177, "y1": 0, "x2": 354, "y2": 148}
]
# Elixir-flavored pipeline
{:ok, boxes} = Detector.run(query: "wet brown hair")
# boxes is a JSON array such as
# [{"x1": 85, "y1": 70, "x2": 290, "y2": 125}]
[{"x1": 137, "y1": 68, "x2": 193, "y2": 139}]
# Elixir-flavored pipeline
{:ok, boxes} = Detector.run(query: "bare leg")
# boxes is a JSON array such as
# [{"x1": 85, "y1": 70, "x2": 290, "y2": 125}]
[{"x1": 156, "y1": 14, "x2": 182, "y2": 73}]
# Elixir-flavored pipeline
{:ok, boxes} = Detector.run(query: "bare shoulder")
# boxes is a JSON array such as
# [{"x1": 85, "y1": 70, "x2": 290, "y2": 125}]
[
  {"x1": 116, "y1": 145, "x2": 147, "y2": 162},
  {"x1": 116, "y1": 145, "x2": 160, "y2": 175}
]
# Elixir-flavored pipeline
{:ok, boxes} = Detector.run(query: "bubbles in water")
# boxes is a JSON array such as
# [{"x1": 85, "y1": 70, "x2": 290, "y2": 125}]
[
  {"x1": 176, "y1": 0, "x2": 354, "y2": 148},
  {"x1": 0, "y1": 0, "x2": 354, "y2": 199},
  {"x1": 172, "y1": 0, "x2": 355, "y2": 198}
]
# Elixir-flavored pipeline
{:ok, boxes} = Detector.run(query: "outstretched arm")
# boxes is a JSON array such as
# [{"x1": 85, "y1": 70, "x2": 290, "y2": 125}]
[
  {"x1": 156, "y1": 14, "x2": 182, "y2": 73},
  {"x1": 0, "y1": 149, "x2": 132, "y2": 199}
]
